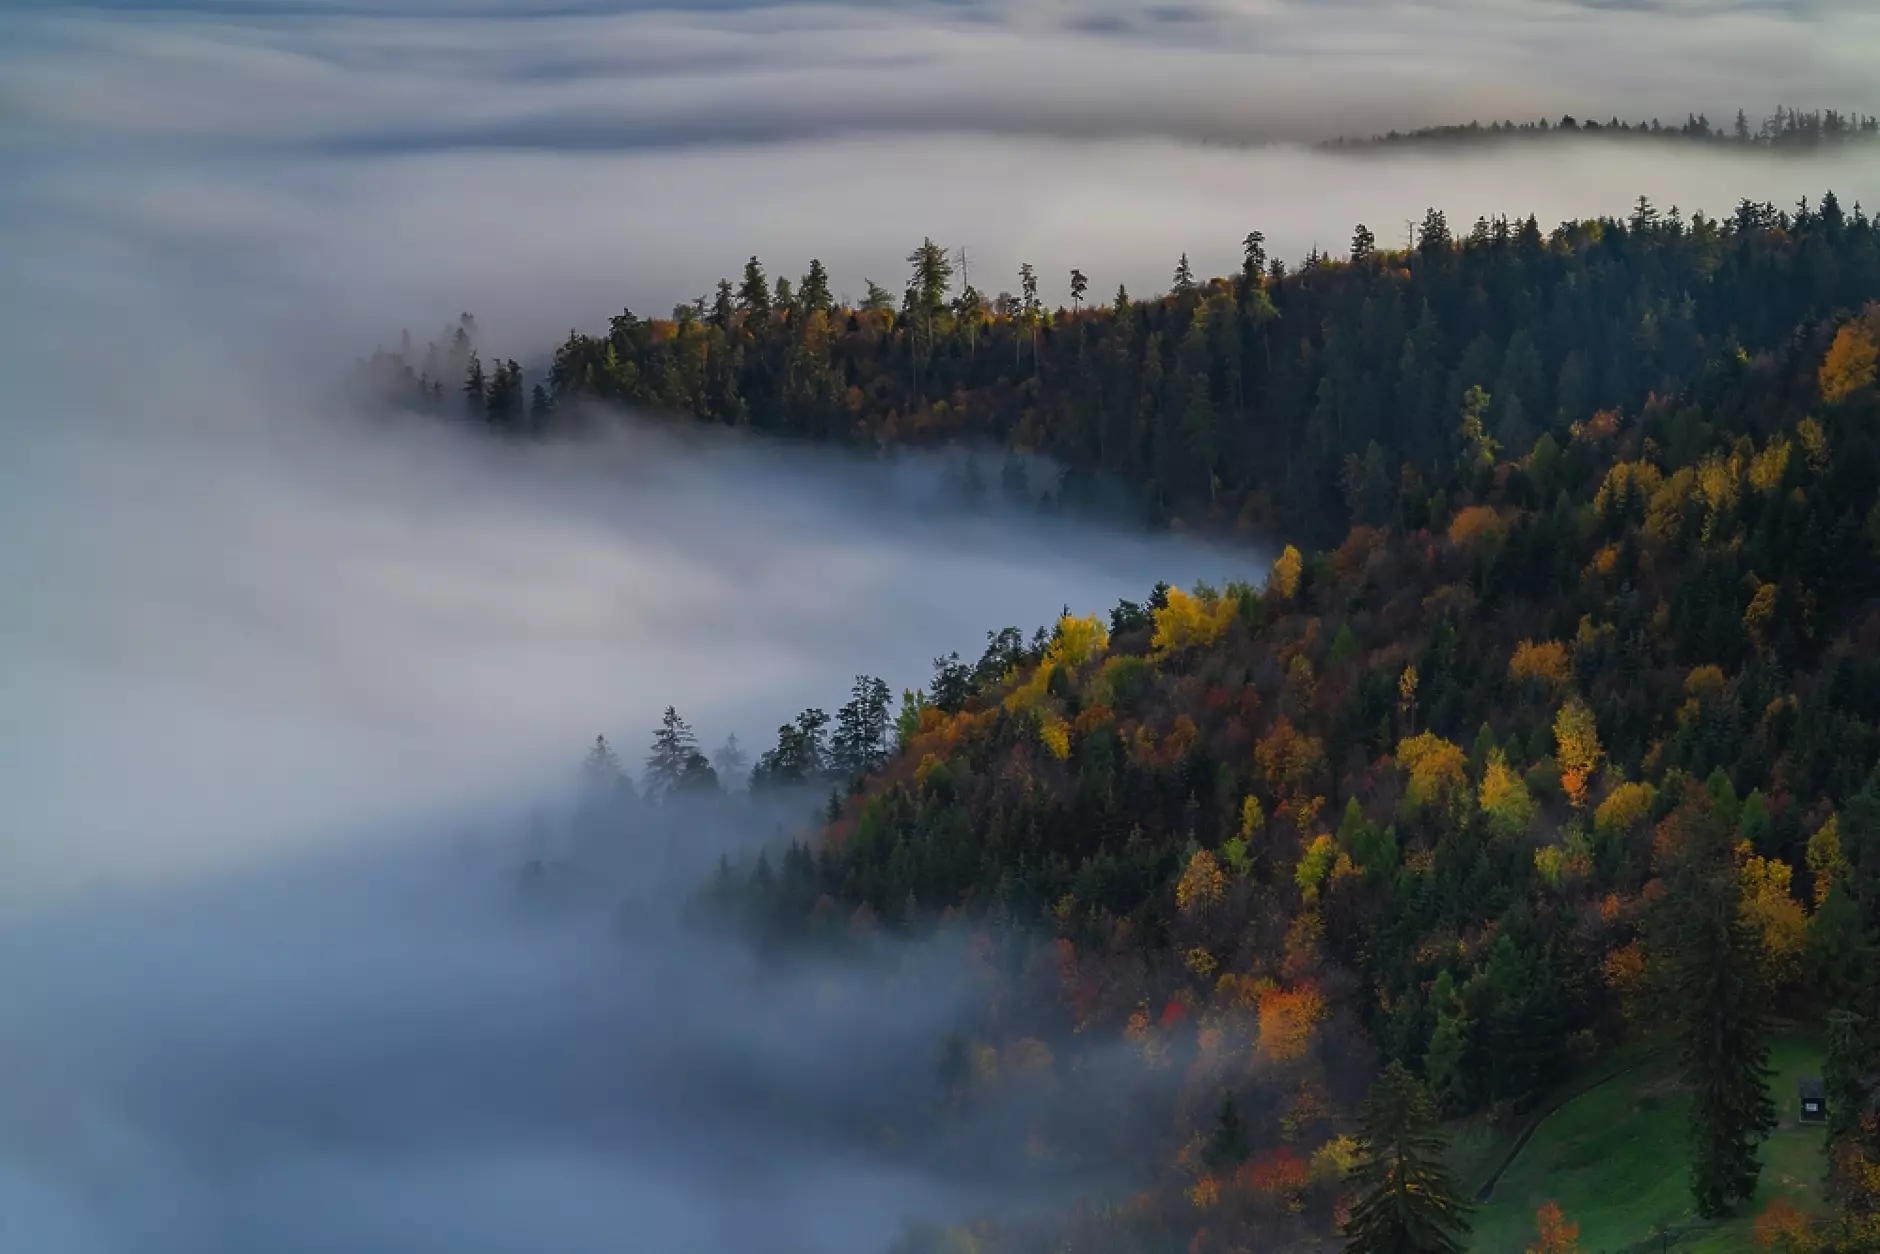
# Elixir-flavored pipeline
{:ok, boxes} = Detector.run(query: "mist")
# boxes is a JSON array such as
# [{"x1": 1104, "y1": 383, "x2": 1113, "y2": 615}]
[
  {"x1": 2, "y1": 0, "x2": 1876, "y2": 1249},
  {"x1": 0, "y1": 369, "x2": 1237, "y2": 1248}
]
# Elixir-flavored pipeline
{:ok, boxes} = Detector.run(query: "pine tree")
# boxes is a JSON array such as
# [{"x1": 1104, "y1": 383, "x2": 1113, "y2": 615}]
[
  {"x1": 798, "y1": 259, "x2": 832, "y2": 315},
  {"x1": 751, "y1": 708, "x2": 830, "y2": 790},
  {"x1": 1653, "y1": 793, "x2": 1776, "y2": 1217},
  {"x1": 737, "y1": 256, "x2": 771, "y2": 319},
  {"x1": 905, "y1": 238, "x2": 953, "y2": 393},
  {"x1": 1018, "y1": 263, "x2": 1041, "y2": 370},
  {"x1": 462, "y1": 351, "x2": 486, "y2": 421},
  {"x1": 1172, "y1": 252, "x2": 1196, "y2": 297},
  {"x1": 485, "y1": 359, "x2": 523, "y2": 431},
  {"x1": 712, "y1": 733, "x2": 748, "y2": 786},
  {"x1": 709, "y1": 280, "x2": 736, "y2": 329},
  {"x1": 581, "y1": 734, "x2": 622, "y2": 794},
  {"x1": 862, "y1": 280, "x2": 894, "y2": 313},
  {"x1": 644, "y1": 706, "x2": 701, "y2": 799},
  {"x1": 832, "y1": 676, "x2": 893, "y2": 780},
  {"x1": 1351, "y1": 223, "x2": 1377, "y2": 264},
  {"x1": 1241, "y1": 231, "x2": 1266, "y2": 290},
  {"x1": 1204, "y1": 1093, "x2": 1251, "y2": 1172},
  {"x1": 1343, "y1": 1062, "x2": 1472, "y2": 1254},
  {"x1": 674, "y1": 750, "x2": 721, "y2": 795}
]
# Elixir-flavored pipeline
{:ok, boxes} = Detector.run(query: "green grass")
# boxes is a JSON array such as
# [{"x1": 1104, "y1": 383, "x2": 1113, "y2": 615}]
[{"x1": 1463, "y1": 1031, "x2": 1827, "y2": 1253}]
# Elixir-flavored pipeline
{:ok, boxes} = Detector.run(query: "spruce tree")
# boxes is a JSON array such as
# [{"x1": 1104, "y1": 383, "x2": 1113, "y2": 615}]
[
  {"x1": 798, "y1": 259, "x2": 832, "y2": 316},
  {"x1": 644, "y1": 706, "x2": 701, "y2": 799},
  {"x1": 1204, "y1": 1092, "x2": 1250, "y2": 1172},
  {"x1": 1343, "y1": 1062, "x2": 1472, "y2": 1254},
  {"x1": 1654, "y1": 793, "x2": 1776, "y2": 1217},
  {"x1": 580, "y1": 734, "x2": 622, "y2": 794},
  {"x1": 737, "y1": 256, "x2": 770, "y2": 318},
  {"x1": 832, "y1": 676, "x2": 892, "y2": 780}
]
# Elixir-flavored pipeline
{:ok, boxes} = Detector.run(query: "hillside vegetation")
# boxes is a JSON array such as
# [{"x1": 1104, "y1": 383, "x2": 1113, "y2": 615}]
[{"x1": 438, "y1": 196, "x2": 1880, "y2": 1252}]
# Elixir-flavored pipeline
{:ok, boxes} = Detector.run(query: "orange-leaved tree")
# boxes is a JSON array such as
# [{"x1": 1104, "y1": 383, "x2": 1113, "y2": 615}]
[{"x1": 1527, "y1": 1200, "x2": 1581, "y2": 1254}]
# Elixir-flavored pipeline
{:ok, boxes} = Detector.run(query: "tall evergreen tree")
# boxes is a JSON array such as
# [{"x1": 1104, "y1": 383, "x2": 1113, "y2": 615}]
[
  {"x1": 905, "y1": 238, "x2": 953, "y2": 392},
  {"x1": 1652, "y1": 793, "x2": 1777, "y2": 1217},
  {"x1": 462, "y1": 351, "x2": 486, "y2": 421},
  {"x1": 737, "y1": 256, "x2": 771, "y2": 319},
  {"x1": 833, "y1": 675, "x2": 894, "y2": 780},
  {"x1": 798, "y1": 259, "x2": 832, "y2": 316},
  {"x1": 712, "y1": 733, "x2": 748, "y2": 786},
  {"x1": 1204, "y1": 1092, "x2": 1251, "y2": 1172},
  {"x1": 1344, "y1": 1062, "x2": 1472, "y2": 1254},
  {"x1": 580, "y1": 734, "x2": 623, "y2": 795},
  {"x1": 644, "y1": 706, "x2": 701, "y2": 799},
  {"x1": 1172, "y1": 252, "x2": 1196, "y2": 297}
]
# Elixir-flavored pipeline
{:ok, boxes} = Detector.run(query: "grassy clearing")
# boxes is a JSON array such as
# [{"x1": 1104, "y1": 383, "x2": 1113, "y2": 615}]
[{"x1": 1463, "y1": 1031, "x2": 1826, "y2": 1253}]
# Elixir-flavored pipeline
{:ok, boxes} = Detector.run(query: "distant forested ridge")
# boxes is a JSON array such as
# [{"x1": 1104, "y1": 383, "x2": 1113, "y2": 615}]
[
  {"x1": 367, "y1": 190, "x2": 1880, "y2": 548},
  {"x1": 370, "y1": 193, "x2": 1880, "y2": 1252},
  {"x1": 1320, "y1": 106, "x2": 1879, "y2": 153}
]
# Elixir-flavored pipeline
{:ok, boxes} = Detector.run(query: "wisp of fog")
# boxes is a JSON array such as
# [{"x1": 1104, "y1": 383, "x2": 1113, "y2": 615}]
[
  {"x1": 1, "y1": 0, "x2": 1877, "y2": 1249},
  {"x1": 0, "y1": 320, "x2": 1247, "y2": 1251}
]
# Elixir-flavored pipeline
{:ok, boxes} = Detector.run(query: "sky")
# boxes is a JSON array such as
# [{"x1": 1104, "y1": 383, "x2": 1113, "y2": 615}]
[{"x1": 0, "y1": 1, "x2": 1877, "y2": 1250}]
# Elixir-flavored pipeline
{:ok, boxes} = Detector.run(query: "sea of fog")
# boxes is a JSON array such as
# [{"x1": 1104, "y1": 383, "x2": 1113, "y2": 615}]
[{"x1": 2, "y1": 0, "x2": 1878, "y2": 1250}]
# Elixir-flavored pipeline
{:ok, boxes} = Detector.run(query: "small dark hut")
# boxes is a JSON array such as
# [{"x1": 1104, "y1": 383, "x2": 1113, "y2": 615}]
[{"x1": 1799, "y1": 1076, "x2": 1827, "y2": 1124}]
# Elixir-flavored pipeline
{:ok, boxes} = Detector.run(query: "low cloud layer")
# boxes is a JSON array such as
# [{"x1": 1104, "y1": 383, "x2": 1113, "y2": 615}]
[
  {"x1": 5, "y1": 0, "x2": 1878, "y2": 349},
  {"x1": 0, "y1": 375, "x2": 1250, "y2": 900},
  {"x1": 5, "y1": 0, "x2": 1876, "y2": 155},
  {"x1": 0, "y1": 1, "x2": 1876, "y2": 1249},
  {"x1": 0, "y1": 807, "x2": 1136, "y2": 1254}
]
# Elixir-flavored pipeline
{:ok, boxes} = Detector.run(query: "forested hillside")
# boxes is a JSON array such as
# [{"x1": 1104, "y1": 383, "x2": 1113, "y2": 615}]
[
  {"x1": 370, "y1": 190, "x2": 1880, "y2": 549},
  {"x1": 1322, "y1": 106, "x2": 1879, "y2": 153},
  {"x1": 390, "y1": 195, "x2": 1880, "y2": 1252}
]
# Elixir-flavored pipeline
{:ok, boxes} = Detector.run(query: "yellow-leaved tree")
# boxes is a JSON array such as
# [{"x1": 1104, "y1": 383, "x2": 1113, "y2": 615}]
[
  {"x1": 1479, "y1": 750, "x2": 1536, "y2": 839},
  {"x1": 1049, "y1": 612, "x2": 1109, "y2": 668},
  {"x1": 1176, "y1": 848, "x2": 1226, "y2": 916},
  {"x1": 1397, "y1": 731, "x2": 1469, "y2": 815},
  {"x1": 1594, "y1": 781, "x2": 1656, "y2": 839},
  {"x1": 1554, "y1": 698, "x2": 1602, "y2": 808},
  {"x1": 1820, "y1": 320, "x2": 1878, "y2": 403},
  {"x1": 1806, "y1": 815, "x2": 1847, "y2": 907},
  {"x1": 1271, "y1": 544, "x2": 1303, "y2": 599},
  {"x1": 1741, "y1": 852, "x2": 1807, "y2": 992},
  {"x1": 1151, "y1": 587, "x2": 1236, "y2": 656},
  {"x1": 1509, "y1": 639, "x2": 1572, "y2": 693}
]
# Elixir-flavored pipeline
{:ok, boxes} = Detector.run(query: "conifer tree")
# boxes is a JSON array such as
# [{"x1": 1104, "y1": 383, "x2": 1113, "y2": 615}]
[
  {"x1": 737, "y1": 256, "x2": 771, "y2": 319},
  {"x1": 905, "y1": 238, "x2": 952, "y2": 393},
  {"x1": 798, "y1": 259, "x2": 832, "y2": 316},
  {"x1": 712, "y1": 733, "x2": 748, "y2": 786},
  {"x1": 462, "y1": 351, "x2": 486, "y2": 421},
  {"x1": 581, "y1": 734, "x2": 622, "y2": 794},
  {"x1": 1241, "y1": 230, "x2": 1266, "y2": 290},
  {"x1": 1204, "y1": 1093, "x2": 1250, "y2": 1172},
  {"x1": 645, "y1": 706, "x2": 701, "y2": 799},
  {"x1": 833, "y1": 676, "x2": 893, "y2": 780},
  {"x1": 1172, "y1": 252, "x2": 1196, "y2": 297},
  {"x1": 1652, "y1": 793, "x2": 1776, "y2": 1216},
  {"x1": 1343, "y1": 1062, "x2": 1472, "y2": 1254}
]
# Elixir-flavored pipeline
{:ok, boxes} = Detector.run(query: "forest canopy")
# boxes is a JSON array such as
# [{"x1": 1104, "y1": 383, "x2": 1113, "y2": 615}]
[{"x1": 428, "y1": 187, "x2": 1880, "y2": 1252}]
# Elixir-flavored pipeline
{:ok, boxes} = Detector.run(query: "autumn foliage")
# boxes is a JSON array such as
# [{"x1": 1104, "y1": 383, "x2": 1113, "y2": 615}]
[
  {"x1": 1526, "y1": 1201, "x2": 1581, "y2": 1254},
  {"x1": 1819, "y1": 318, "x2": 1877, "y2": 403}
]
